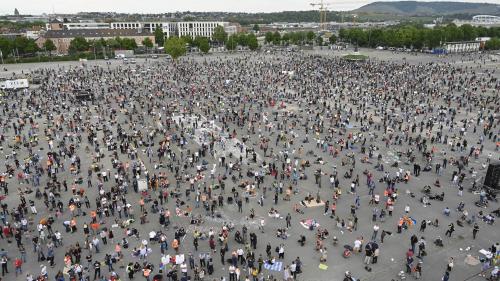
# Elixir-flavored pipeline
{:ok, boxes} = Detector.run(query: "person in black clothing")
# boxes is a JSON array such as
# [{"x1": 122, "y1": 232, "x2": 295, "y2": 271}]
[
  {"x1": 472, "y1": 223, "x2": 479, "y2": 239},
  {"x1": 126, "y1": 263, "x2": 134, "y2": 279},
  {"x1": 1, "y1": 256, "x2": 8, "y2": 276},
  {"x1": 220, "y1": 247, "x2": 226, "y2": 265},
  {"x1": 193, "y1": 236, "x2": 199, "y2": 251},
  {"x1": 93, "y1": 260, "x2": 101, "y2": 280},
  {"x1": 445, "y1": 223, "x2": 455, "y2": 237}
]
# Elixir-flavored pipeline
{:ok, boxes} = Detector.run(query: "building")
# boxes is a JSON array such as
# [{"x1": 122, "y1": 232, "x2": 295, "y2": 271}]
[
  {"x1": 177, "y1": 22, "x2": 227, "y2": 39},
  {"x1": 26, "y1": 27, "x2": 42, "y2": 39},
  {"x1": 46, "y1": 20, "x2": 110, "y2": 30},
  {"x1": 110, "y1": 22, "x2": 171, "y2": 37},
  {"x1": 453, "y1": 15, "x2": 500, "y2": 27},
  {"x1": 472, "y1": 15, "x2": 500, "y2": 24},
  {"x1": 43, "y1": 20, "x2": 234, "y2": 39},
  {"x1": 37, "y1": 29, "x2": 154, "y2": 54}
]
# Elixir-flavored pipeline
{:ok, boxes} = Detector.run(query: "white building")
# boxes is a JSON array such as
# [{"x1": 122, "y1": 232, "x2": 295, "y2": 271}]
[
  {"x1": 46, "y1": 21, "x2": 110, "y2": 30},
  {"x1": 26, "y1": 30, "x2": 40, "y2": 39},
  {"x1": 110, "y1": 22, "x2": 171, "y2": 37},
  {"x1": 176, "y1": 22, "x2": 227, "y2": 39}
]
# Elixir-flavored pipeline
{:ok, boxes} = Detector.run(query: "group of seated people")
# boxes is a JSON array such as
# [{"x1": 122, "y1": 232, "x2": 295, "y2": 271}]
[
  {"x1": 190, "y1": 214, "x2": 204, "y2": 225},
  {"x1": 300, "y1": 193, "x2": 321, "y2": 206},
  {"x1": 276, "y1": 228, "x2": 289, "y2": 239},
  {"x1": 316, "y1": 228, "x2": 329, "y2": 240},
  {"x1": 268, "y1": 208, "x2": 281, "y2": 219}
]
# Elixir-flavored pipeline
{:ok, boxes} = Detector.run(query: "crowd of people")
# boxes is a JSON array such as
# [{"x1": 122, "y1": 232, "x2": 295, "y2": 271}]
[{"x1": 0, "y1": 50, "x2": 499, "y2": 281}]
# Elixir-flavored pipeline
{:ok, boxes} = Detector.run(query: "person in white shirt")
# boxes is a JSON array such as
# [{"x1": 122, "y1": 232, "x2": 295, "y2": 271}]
[
  {"x1": 259, "y1": 218, "x2": 265, "y2": 233},
  {"x1": 180, "y1": 262, "x2": 188, "y2": 275},
  {"x1": 372, "y1": 224, "x2": 380, "y2": 241}
]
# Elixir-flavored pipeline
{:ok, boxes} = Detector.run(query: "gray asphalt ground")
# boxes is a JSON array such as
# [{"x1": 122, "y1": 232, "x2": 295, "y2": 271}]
[{"x1": 0, "y1": 48, "x2": 499, "y2": 281}]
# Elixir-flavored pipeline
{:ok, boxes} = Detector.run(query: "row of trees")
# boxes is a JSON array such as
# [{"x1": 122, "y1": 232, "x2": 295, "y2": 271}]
[
  {"x1": 485, "y1": 38, "x2": 500, "y2": 50},
  {"x1": 0, "y1": 36, "x2": 42, "y2": 58},
  {"x1": 339, "y1": 24, "x2": 500, "y2": 49},
  {"x1": 68, "y1": 36, "x2": 141, "y2": 54},
  {"x1": 163, "y1": 32, "x2": 259, "y2": 59},
  {"x1": 263, "y1": 31, "x2": 337, "y2": 46}
]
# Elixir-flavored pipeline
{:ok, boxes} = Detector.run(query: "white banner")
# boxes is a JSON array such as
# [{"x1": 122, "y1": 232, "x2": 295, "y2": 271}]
[{"x1": 0, "y1": 79, "x2": 29, "y2": 89}]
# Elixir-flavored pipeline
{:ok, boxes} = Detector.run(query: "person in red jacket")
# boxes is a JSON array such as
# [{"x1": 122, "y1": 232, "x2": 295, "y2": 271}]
[{"x1": 14, "y1": 257, "x2": 22, "y2": 276}]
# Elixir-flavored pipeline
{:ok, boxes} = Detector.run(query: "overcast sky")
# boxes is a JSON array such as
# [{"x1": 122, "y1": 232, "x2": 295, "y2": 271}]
[{"x1": 1, "y1": 0, "x2": 499, "y2": 15}]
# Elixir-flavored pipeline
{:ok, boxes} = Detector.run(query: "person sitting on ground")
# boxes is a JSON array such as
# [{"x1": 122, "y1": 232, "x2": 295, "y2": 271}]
[
  {"x1": 293, "y1": 204, "x2": 304, "y2": 214},
  {"x1": 298, "y1": 235, "x2": 306, "y2": 246},
  {"x1": 234, "y1": 230, "x2": 243, "y2": 244}
]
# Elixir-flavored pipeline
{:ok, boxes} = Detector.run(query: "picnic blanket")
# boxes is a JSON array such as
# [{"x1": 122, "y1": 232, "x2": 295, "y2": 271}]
[
  {"x1": 301, "y1": 200, "x2": 325, "y2": 208},
  {"x1": 300, "y1": 219, "x2": 320, "y2": 229}
]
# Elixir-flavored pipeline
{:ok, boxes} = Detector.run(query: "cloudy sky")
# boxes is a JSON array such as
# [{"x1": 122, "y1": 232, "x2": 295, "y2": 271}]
[{"x1": 1, "y1": 0, "x2": 498, "y2": 15}]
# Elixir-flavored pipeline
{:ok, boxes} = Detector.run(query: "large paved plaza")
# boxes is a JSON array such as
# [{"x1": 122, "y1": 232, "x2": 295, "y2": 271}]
[{"x1": 0, "y1": 48, "x2": 499, "y2": 281}]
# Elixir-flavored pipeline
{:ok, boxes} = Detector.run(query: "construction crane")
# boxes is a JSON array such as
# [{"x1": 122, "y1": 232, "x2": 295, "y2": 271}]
[{"x1": 310, "y1": 0, "x2": 333, "y2": 31}]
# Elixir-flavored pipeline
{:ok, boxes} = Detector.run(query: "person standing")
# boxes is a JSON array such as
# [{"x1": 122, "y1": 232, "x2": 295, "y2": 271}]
[
  {"x1": 445, "y1": 223, "x2": 455, "y2": 237},
  {"x1": 410, "y1": 235, "x2": 418, "y2": 253},
  {"x1": 417, "y1": 237, "x2": 426, "y2": 260},
  {"x1": 442, "y1": 270, "x2": 450, "y2": 281},
  {"x1": 259, "y1": 218, "x2": 265, "y2": 233},
  {"x1": 93, "y1": 260, "x2": 101, "y2": 280},
  {"x1": 371, "y1": 224, "x2": 380, "y2": 241},
  {"x1": 285, "y1": 213, "x2": 291, "y2": 228},
  {"x1": 419, "y1": 220, "x2": 426, "y2": 232},
  {"x1": 380, "y1": 230, "x2": 387, "y2": 243},
  {"x1": 446, "y1": 257, "x2": 454, "y2": 272},
  {"x1": 472, "y1": 223, "x2": 479, "y2": 239},
  {"x1": 1, "y1": 255, "x2": 8, "y2": 276},
  {"x1": 364, "y1": 246, "x2": 373, "y2": 265}
]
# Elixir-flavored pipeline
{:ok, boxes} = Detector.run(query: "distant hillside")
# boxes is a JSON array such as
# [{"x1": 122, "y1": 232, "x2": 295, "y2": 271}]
[{"x1": 354, "y1": 1, "x2": 500, "y2": 16}]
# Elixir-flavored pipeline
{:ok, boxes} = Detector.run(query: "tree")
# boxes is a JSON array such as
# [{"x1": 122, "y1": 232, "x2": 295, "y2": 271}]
[
  {"x1": 120, "y1": 38, "x2": 137, "y2": 50},
  {"x1": 226, "y1": 34, "x2": 238, "y2": 51},
  {"x1": 106, "y1": 38, "x2": 121, "y2": 50},
  {"x1": 460, "y1": 24, "x2": 477, "y2": 41},
  {"x1": 212, "y1": 26, "x2": 228, "y2": 45},
  {"x1": 329, "y1": 34, "x2": 337, "y2": 45},
  {"x1": 236, "y1": 33, "x2": 249, "y2": 47},
  {"x1": 339, "y1": 29, "x2": 348, "y2": 41},
  {"x1": 195, "y1": 37, "x2": 210, "y2": 53},
  {"x1": 69, "y1": 36, "x2": 89, "y2": 53},
  {"x1": 154, "y1": 28, "x2": 165, "y2": 46},
  {"x1": 306, "y1": 31, "x2": 315, "y2": 42},
  {"x1": 253, "y1": 24, "x2": 260, "y2": 33},
  {"x1": 247, "y1": 34, "x2": 259, "y2": 50},
  {"x1": 43, "y1": 39, "x2": 56, "y2": 54},
  {"x1": 485, "y1": 38, "x2": 500, "y2": 50},
  {"x1": 0, "y1": 37, "x2": 12, "y2": 58},
  {"x1": 272, "y1": 31, "x2": 281, "y2": 45},
  {"x1": 281, "y1": 33, "x2": 290, "y2": 45},
  {"x1": 265, "y1": 32, "x2": 274, "y2": 44},
  {"x1": 142, "y1": 37, "x2": 153, "y2": 48},
  {"x1": 181, "y1": 35, "x2": 194, "y2": 47},
  {"x1": 316, "y1": 36, "x2": 323, "y2": 46},
  {"x1": 164, "y1": 37, "x2": 186, "y2": 59}
]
